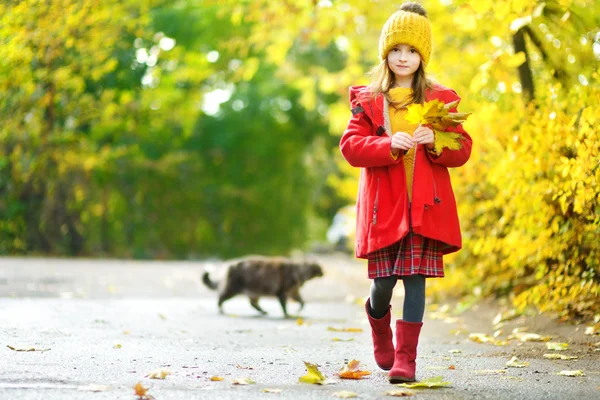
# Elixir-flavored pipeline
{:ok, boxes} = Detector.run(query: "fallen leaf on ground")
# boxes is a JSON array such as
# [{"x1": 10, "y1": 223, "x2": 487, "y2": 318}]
[
  {"x1": 543, "y1": 354, "x2": 578, "y2": 360},
  {"x1": 546, "y1": 342, "x2": 569, "y2": 351},
  {"x1": 232, "y1": 378, "x2": 255, "y2": 385},
  {"x1": 585, "y1": 326, "x2": 600, "y2": 335},
  {"x1": 328, "y1": 327, "x2": 363, "y2": 333},
  {"x1": 263, "y1": 388, "x2": 282, "y2": 393},
  {"x1": 332, "y1": 337, "x2": 354, "y2": 342},
  {"x1": 385, "y1": 388, "x2": 415, "y2": 396},
  {"x1": 397, "y1": 376, "x2": 451, "y2": 388},
  {"x1": 133, "y1": 382, "x2": 154, "y2": 399},
  {"x1": 236, "y1": 364, "x2": 254, "y2": 370},
  {"x1": 158, "y1": 313, "x2": 167, "y2": 320},
  {"x1": 475, "y1": 369, "x2": 507, "y2": 375},
  {"x1": 338, "y1": 359, "x2": 371, "y2": 380},
  {"x1": 333, "y1": 391, "x2": 358, "y2": 398},
  {"x1": 296, "y1": 318, "x2": 305, "y2": 326},
  {"x1": 506, "y1": 356, "x2": 529, "y2": 368},
  {"x1": 146, "y1": 369, "x2": 172, "y2": 379},
  {"x1": 113, "y1": 344, "x2": 122, "y2": 349},
  {"x1": 557, "y1": 370, "x2": 585, "y2": 377},
  {"x1": 210, "y1": 376, "x2": 224, "y2": 381},
  {"x1": 449, "y1": 328, "x2": 468, "y2": 335},
  {"x1": 448, "y1": 349, "x2": 462, "y2": 354},
  {"x1": 493, "y1": 310, "x2": 520, "y2": 325},
  {"x1": 77, "y1": 384, "x2": 110, "y2": 392},
  {"x1": 448, "y1": 365, "x2": 456, "y2": 370},
  {"x1": 512, "y1": 332, "x2": 552, "y2": 342},
  {"x1": 299, "y1": 361, "x2": 327, "y2": 384},
  {"x1": 469, "y1": 333, "x2": 494, "y2": 343},
  {"x1": 7, "y1": 345, "x2": 50, "y2": 352},
  {"x1": 468, "y1": 333, "x2": 507, "y2": 346}
]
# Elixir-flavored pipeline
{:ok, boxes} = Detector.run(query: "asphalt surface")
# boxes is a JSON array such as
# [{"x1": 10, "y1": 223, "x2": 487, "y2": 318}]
[{"x1": 0, "y1": 255, "x2": 598, "y2": 400}]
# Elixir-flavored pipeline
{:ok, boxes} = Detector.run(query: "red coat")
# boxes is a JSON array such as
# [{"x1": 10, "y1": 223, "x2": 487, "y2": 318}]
[{"x1": 339, "y1": 83, "x2": 472, "y2": 259}]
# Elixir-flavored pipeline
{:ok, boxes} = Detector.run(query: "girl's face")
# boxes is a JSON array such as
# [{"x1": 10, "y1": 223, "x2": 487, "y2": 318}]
[{"x1": 387, "y1": 44, "x2": 421, "y2": 86}]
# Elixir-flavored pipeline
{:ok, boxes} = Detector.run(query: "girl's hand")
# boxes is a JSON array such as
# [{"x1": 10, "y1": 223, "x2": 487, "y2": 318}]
[
  {"x1": 413, "y1": 126, "x2": 435, "y2": 149},
  {"x1": 391, "y1": 131, "x2": 415, "y2": 151}
]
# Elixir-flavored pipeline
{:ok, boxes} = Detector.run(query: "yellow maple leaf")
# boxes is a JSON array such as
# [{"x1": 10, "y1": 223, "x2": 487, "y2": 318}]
[
  {"x1": 337, "y1": 359, "x2": 371, "y2": 380},
  {"x1": 404, "y1": 99, "x2": 470, "y2": 154},
  {"x1": 405, "y1": 101, "x2": 436, "y2": 125},
  {"x1": 298, "y1": 361, "x2": 326, "y2": 384},
  {"x1": 433, "y1": 130, "x2": 465, "y2": 155}
]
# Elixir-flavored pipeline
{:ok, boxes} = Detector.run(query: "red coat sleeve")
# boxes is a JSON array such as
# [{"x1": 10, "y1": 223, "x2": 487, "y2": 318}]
[
  {"x1": 339, "y1": 105, "x2": 404, "y2": 168},
  {"x1": 426, "y1": 90, "x2": 472, "y2": 168}
]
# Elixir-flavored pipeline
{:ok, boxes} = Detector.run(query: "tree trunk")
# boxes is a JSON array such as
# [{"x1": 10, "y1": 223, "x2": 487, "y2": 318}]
[{"x1": 512, "y1": 28, "x2": 535, "y2": 101}]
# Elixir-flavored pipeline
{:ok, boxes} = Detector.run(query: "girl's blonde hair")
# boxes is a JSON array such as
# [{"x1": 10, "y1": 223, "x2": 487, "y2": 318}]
[{"x1": 367, "y1": 58, "x2": 434, "y2": 109}]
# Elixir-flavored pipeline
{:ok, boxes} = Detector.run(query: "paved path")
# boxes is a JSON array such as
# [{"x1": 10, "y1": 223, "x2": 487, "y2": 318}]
[{"x1": 0, "y1": 256, "x2": 598, "y2": 399}]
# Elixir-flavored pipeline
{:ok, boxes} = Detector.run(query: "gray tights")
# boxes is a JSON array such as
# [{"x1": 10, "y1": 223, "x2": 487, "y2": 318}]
[{"x1": 368, "y1": 275, "x2": 426, "y2": 322}]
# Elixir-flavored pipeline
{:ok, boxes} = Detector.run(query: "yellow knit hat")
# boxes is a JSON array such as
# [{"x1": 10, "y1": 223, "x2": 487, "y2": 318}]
[{"x1": 378, "y1": 10, "x2": 432, "y2": 66}]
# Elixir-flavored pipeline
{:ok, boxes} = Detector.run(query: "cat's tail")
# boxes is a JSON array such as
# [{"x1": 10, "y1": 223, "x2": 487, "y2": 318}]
[{"x1": 202, "y1": 272, "x2": 219, "y2": 290}]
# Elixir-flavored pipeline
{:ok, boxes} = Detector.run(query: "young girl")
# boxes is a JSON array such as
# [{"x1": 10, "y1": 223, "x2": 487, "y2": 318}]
[{"x1": 339, "y1": 2, "x2": 472, "y2": 383}]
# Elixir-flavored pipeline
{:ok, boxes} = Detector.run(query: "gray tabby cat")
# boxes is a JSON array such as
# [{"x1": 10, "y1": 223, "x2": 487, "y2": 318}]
[{"x1": 202, "y1": 256, "x2": 324, "y2": 317}]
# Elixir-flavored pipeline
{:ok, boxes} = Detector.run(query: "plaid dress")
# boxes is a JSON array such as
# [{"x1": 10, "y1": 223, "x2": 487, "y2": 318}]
[{"x1": 367, "y1": 231, "x2": 444, "y2": 279}]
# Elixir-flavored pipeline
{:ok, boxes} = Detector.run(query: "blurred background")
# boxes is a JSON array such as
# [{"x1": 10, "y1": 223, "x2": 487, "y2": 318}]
[{"x1": 0, "y1": 0, "x2": 598, "y2": 321}]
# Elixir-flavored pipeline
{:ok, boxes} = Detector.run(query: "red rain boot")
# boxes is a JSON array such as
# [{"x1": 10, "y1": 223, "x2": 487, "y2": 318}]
[
  {"x1": 365, "y1": 299, "x2": 395, "y2": 371},
  {"x1": 388, "y1": 319, "x2": 423, "y2": 383}
]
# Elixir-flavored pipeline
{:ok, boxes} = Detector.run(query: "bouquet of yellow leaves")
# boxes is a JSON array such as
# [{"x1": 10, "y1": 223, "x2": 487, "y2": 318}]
[{"x1": 404, "y1": 99, "x2": 470, "y2": 155}]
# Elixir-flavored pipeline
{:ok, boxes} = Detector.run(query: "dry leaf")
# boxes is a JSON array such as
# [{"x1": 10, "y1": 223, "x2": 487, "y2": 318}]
[
  {"x1": 385, "y1": 388, "x2": 415, "y2": 396},
  {"x1": 546, "y1": 342, "x2": 569, "y2": 351},
  {"x1": 404, "y1": 99, "x2": 470, "y2": 155},
  {"x1": 475, "y1": 369, "x2": 507, "y2": 375},
  {"x1": 263, "y1": 388, "x2": 282, "y2": 393},
  {"x1": 328, "y1": 327, "x2": 363, "y2": 333},
  {"x1": 158, "y1": 313, "x2": 167, "y2": 320},
  {"x1": 146, "y1": 369, "x2": 172, "y2": 379},
  {"x1": 512, "y1": 332, "x2": 552, "y2": 342},
  {"x1": 468, "y1": 333, "x2": 507, "y2": 346},
  {"x1": 210, "y1": 376, "x2": 225, "y2": 381},
  {"x1": 448, "y1": 349, "x2": 462, "y2": 354},
  {"x1": 543, "y1": 354, "x2": 578, "y2": 360},
  {"x1": 232, "y1": 378, "x2": 255, "y2": 385},
  {"x1": 299, "y1": 361, "x2": 327, "y2": 384},
  {"x1": 296, "y1": 318, "x2": 305, "y2": 326},
  {"x1": 506, "y1": 356, "x2": 529, "y2": 368},
  {"x1": 333, "y1": 391, "x2": 358, "y2": 398},
  {"x1": 113, "y1": 344, "x2": 122, "y2": 349},
  {"x1": 338, "y1": 359, "x2": 371, "y2": 380},
  {"x1": 77, "y1": 384, "x2": 110, "y2": 392},
  {"x1": 332, "y1": 337, "x2": 354, "y2": 342},
  {"x1": 468, "y1": 333, "x2": 492, "y2": 343},
  {"x1": 557, "y1": 370, "x2": 585, "y2": 377},
  {"x1": 133, "y1": 382, "x2": 154, "y2": 399},
  {"x1": 397, "y1": 376, "x2": 451, "y2": 388},
  {"x1": 448, "y1": 365, "x2": 456, "y2": 370},
  {"x1": 493, "y1": 310, "x2": 520, "y2": 325},
  {"x1": 7, "y1": 345, "x2": 50, "y2": 352}
]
